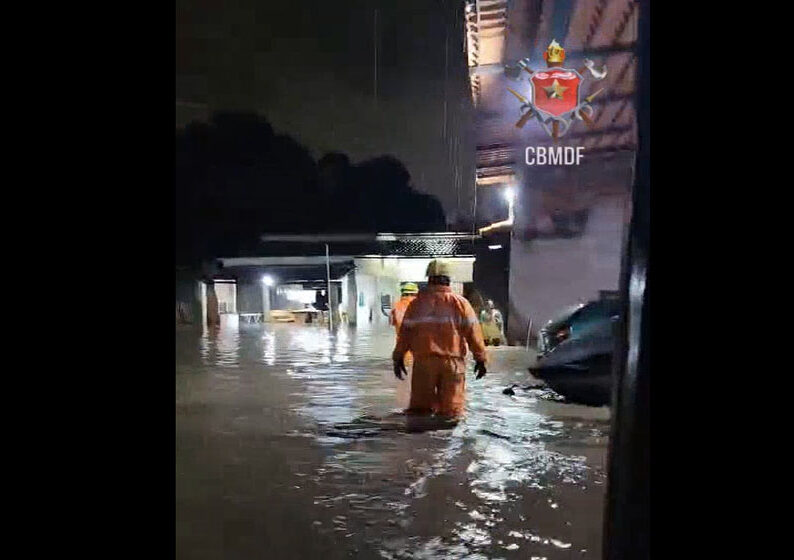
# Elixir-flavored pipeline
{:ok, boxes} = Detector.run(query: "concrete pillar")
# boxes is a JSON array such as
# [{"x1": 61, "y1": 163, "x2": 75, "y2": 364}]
[
  {"x1": 199, "y1": 281, "x2": 207, "y2": 326},
  {"x1": 206, "y1": 282, "x2": 220, "y2": 327},
  {"x1": 262, "y1": 284, "x2": 272, "y2": 319},
  {"x1": 180, "y1": 280, "x2": 201, "y2": 324},
  {"x1": 347, "y1": 272, "x2": 358, "y2": 326},
  {"x1": 329, "y1": 282, "x2": 340, "y2": 327},
  {"x1": 176, "y1": 271, "x2": 202, "y2": 325}
]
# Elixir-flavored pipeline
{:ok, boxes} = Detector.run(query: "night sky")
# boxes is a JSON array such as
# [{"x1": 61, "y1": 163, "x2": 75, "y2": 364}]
[{"x1": 176, "y1": 0, "x2": 476, "y2": 222}]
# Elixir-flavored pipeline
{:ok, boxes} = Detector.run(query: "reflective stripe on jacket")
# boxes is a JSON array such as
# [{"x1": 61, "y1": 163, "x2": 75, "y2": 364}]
[{"x1": 393, "y1": 285, "x2": 487, "y2": 363}]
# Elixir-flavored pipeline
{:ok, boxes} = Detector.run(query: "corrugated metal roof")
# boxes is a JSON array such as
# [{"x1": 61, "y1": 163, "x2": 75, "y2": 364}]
[
  {"x1": 377, "y1": 236, "x2": 473, "y2": 257},
  {"x1": 251, "y1": 233, "x2": 477, "y2": 258}
]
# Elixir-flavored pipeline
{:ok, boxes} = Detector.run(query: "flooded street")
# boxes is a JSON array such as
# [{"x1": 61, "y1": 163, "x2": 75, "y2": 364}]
[{"x1": 176, "y1": 323, "x2": 610, "y2": 559}]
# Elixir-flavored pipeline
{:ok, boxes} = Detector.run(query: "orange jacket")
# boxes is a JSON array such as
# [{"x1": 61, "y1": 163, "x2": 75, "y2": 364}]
[
  {"x1": 393, "y1": 285, "x2": 487, "y2": 363},
  {"x1": 390, "y1": 295, "x2": 416, "y2": 333}
]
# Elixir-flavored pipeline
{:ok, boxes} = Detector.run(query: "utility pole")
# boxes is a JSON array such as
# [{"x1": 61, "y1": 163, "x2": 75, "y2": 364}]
[{"x1": 325, "y1": 243, "x2": 333, "y2": 331}]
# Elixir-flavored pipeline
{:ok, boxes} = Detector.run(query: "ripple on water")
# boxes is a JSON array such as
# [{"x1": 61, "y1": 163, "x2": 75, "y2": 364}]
[{"x1": 177, "y1": 324, "x2": 609, "y2": 560}]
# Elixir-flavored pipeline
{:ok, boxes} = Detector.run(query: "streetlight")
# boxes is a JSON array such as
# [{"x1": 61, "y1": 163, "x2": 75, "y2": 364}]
[
  {"x1": 478, "y1": 185, "x2": 516, "y2": 234},
  {"x1": 262, "y1": 275, "x2": 274, "y2": 286}
]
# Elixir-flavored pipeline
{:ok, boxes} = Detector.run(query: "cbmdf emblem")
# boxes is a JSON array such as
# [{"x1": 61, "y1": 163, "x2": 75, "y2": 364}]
[{"x1": 508, "y1": 40, "x2": 608, "y2": 140}]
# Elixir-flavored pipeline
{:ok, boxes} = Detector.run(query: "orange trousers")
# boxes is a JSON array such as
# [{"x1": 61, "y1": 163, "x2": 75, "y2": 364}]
[{"x1": 407, "y1": 355, "x2": 467, "y2": 418}]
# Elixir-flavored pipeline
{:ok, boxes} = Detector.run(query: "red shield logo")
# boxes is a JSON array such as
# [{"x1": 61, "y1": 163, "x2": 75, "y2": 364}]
[{"x1": 530, "y1": 69, "x2": 581, "y2": 118}]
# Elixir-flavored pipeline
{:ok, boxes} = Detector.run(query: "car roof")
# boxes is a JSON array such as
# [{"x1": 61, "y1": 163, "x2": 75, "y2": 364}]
[
  {"x1": 544, "y1": 302, "x2": 587, "y2": 328},
  {"x1": 544, "y1": 298, "x2": 621, "y2": 329}
]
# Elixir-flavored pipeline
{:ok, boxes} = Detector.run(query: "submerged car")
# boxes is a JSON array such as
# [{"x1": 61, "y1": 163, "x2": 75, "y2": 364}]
[{"x1": 530, "y1": 295, "x2": 621, "y2": 406}]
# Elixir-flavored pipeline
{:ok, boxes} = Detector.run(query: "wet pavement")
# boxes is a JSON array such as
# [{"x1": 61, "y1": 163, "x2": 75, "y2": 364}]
[{"x1": 176, "y1": 323, "x2": 610, "y2": 559}]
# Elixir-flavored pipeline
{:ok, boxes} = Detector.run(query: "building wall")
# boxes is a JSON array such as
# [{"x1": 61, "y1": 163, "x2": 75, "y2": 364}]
[
  {"x1": 354, "y1": 257, "x2": 474, "y2": 283},
  {"x1": 176, "y1": 269, "x2": 202, "y2": 325},
  {"x1": 473, "y1": 232, "x2": 511, "y2": 323},
  {"x1": 200, "y1": 257, "x2": 475, "y2": 329},
  {"x1": 506, "y1": 193, "x2": 629, "y2": 344},
  {"x1": 353, "y1": 257, "x2": 475, "y2": 329},
  {"x1": 199, "y1": 281, "x2": 207, "y2": 326},
  {"x1": 236, "y1": 282, "x2": 264, "y2": 314},
  {"x1": 504, "y1": 151, "x2": 634, "y2": 344},
  {"x1": 271, "y1": 284, "x2": 332, "y2": 311},
  {"x1": 353, "y1": 273, "x2": 382, "y2": 327},
  {"x1": 214, "y1": 281, "x2": 237, "y2": 314},
  {"x1": 263, "y1": 285, "x2": 272, "y2": 316},
  {"x1": 353, "y1": 268, "x2": 402, "y2": 329},
  {"x1": 271, "y1": 285, "x2": 304, "y2": 311},
  {"x1": 341, "y1": 272, "x2": 357, "y2": 326}
]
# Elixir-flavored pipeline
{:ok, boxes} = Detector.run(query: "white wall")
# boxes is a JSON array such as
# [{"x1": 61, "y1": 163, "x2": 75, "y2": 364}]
[
  {"x1": 354, "y1": 257, "x2": 474, "y2": 283},
  {"x1": 214, "y1": 281, "x2": 237, "y2": 314},
  {"x1": 507, "y1": 193, "x2": 629, "y2": 341},
  {"x1": 236, "y1": 282, "x2": 264, "y2": 314},
  {"x1": 340, "y1": 272, "x2": 358, "y2": 325},
  {"x1": 351, "y1": 257, "x2": 475, "y2": 329},
  {"x1": 198, "y1": 281, "x2": 207, "y2": 327},
  {"x1": 262, "y1": 284, "x2": 271, "y2": 316},
  {"x1": 354, "y1": 273, "x2": 382, "y2": 327},
  {"x1": 272, "y1": 284, "x2": 333, "y2": 311}
]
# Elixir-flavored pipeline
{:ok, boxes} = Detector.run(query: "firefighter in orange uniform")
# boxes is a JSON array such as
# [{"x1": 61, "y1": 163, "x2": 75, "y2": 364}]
[
  {"x1": 391, "y1": 282, "x2": 418, "y2": 409},
  {"x1": 390, "y1": 282, "x2": 419, "y2": 333},
  {"x1": 392, "y1": 260, "x2": 488, "y2": 418}
]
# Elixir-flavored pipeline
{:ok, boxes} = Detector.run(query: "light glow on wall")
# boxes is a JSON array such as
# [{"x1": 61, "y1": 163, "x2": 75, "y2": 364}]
[{"x1": 276, "y1": 286, "x2": 317, "y2": 304}]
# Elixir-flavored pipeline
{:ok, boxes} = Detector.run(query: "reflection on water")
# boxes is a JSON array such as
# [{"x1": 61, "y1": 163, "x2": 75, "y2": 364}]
[
  {"x1": 199, "y1": 326, "x2": 240, "y2": 367},
  {"x1": 177, "y1": 323, "x2": 609, "y2": 559}
]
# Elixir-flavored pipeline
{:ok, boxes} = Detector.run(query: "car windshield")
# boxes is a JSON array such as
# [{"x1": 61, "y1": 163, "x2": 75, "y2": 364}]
[
  {"x1": 545, "y1": 302, "x2": 587, "y2": 328},
  {"x1": 572, "y1": 299, "x2": 620, "y2": 322}
]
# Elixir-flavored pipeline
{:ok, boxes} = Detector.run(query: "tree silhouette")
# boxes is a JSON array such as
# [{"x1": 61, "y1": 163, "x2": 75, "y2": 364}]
[{"x1": 176, "y1": 112, "x2": 446, "y2": 265}]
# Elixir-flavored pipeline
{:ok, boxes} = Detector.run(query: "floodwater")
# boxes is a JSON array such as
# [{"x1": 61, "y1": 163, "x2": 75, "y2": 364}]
[{"x1": 176, "y1": 322, "x2": 610, "y2": 559}]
